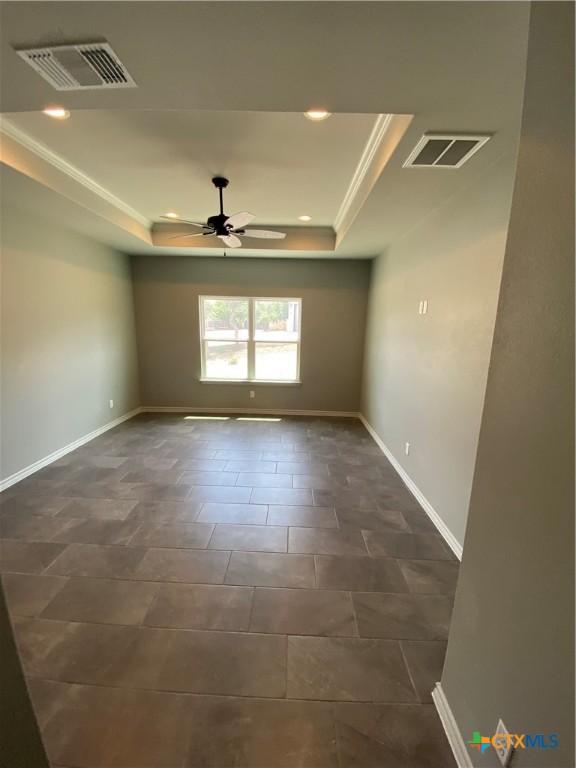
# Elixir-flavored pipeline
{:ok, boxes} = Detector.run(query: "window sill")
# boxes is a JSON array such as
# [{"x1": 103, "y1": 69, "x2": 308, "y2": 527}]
[{"x1": 199, "y1": 379, "x2": 302, "y2": 387}]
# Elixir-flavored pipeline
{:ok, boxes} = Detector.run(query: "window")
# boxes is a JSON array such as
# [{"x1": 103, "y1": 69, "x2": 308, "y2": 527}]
[{"x1": 200, "y1": 296, "x2": 301, "y2": 383}]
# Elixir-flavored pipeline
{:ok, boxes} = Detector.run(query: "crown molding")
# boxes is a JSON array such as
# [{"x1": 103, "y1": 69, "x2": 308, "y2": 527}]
[
  {"x1": 0, "y1": 117, "x2": 150, "y2": 228},
  {"x1": 335, "y1": 113, "x2": 392, "y2": 232},
  {"x1": 1, "y1": 114, "x2": 412, "y2": 252},
  {"x1": 334, "y1": 113, "x2": 413, "y2": 247}
]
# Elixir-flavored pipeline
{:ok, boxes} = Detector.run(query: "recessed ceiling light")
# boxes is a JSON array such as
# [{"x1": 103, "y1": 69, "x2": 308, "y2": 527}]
[
  {"x1": 298, "y1": 215, "x2": 312, "y2": 222},
  {"x1": 304, "y1": 109, "x2": 331, "y2": 121},
  {"x1": 164, "y1": 212, "x2": 179, "y2": 219},
  {"x1": 43, "y1": 107, "x2": 70, "y2": 120}
]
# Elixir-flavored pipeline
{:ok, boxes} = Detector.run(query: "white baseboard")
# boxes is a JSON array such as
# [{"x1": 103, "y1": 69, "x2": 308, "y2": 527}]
[
  {"x1": 432, "y1": 683, "x2": 473, "y2": 768},
  {"x1": 141, "y1": 406, "x2": 359, "y2": 418},
  {"x1": 359, "y1": 414, "x2": 463, "y2": 560},
  {"x1": 0, "y1": 407, "x2": 142, "y2": 493}
]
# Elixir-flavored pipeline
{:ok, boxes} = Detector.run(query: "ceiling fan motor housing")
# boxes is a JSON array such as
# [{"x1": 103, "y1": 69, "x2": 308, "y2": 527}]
[
  {"x1": 165, "y1": 175, "x2": 284, "y2": 244},
  {"x1": 206, "y1": 213, "x2": 243, "y2": 235},
  {"x1": 212, "y1": 176, "x2": 229, "y2": 189}
]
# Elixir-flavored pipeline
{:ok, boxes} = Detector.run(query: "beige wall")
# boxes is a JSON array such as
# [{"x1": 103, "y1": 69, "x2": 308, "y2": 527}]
[
  {"x1": 442, "y1": 3, "x2": 574, "y2": 764},
  {"x1": 132, "y1": 256, "x2": 370, "y2": 412},
  {"x1": 361, "y1": 148, "x2": 519, "y2": 547},
  {"x1": 0, "y1": 183, "x2": 140, "y2": 481}
]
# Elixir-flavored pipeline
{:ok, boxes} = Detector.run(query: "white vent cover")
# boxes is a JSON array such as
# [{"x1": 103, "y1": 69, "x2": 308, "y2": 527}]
[
  {"x1": 16, "y1": 42, "x2": 136, "y2": 91},
  {"x1": 403, "y1": 134, "x2": 491, "y2": 169}
]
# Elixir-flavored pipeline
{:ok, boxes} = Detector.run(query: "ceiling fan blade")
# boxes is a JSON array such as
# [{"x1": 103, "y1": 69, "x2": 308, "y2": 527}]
[
  {"x1": 225, "y1": 211, "x2": 256, "y2": 230},
  {"x1": 160, "y1": 216, "x2": 206, "y2": 227},
  {"x1": 241, "y1": 229, "x2": 286, "y2": 239},
  {"x1": 167, "y1": 233, "x2": 207, "y2": 240},
  {"x1": 219, "y1": 234, "x2": 242, "y2": 248}
]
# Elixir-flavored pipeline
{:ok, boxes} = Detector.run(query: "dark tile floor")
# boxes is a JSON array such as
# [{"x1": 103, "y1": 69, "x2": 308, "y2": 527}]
[{"x1": 0, "y1": 414, "x2": 458, "y2": 767}]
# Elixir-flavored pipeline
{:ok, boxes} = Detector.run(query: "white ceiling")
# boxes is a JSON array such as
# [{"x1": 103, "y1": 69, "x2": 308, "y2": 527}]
[
  {"x1": 2, "y1": 110, "x2": 377, "y2": 225},
  {"x1": 0, "y1": 1, "x2": 532, "y2": 259}
]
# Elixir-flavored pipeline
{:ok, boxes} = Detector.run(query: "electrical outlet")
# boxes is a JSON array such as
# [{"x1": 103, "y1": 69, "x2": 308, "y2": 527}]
[
  {"x1": 405, "y1": 442, "x2": 410, "y2": 455},
  {"x1": 109, "y1": 400, "x2": 114, "y2": 409},
  {"x1": 249, "y1": 391, "x2": 255, "y2": 399},
  {"x1": 494, "y1": 719, "x2": 513, "y2": 767}
]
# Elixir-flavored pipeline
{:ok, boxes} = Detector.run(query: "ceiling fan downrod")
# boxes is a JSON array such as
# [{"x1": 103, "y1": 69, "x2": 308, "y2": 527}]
[{"x1": 212, "y1": 176, "x2": 229, "y2": 216}]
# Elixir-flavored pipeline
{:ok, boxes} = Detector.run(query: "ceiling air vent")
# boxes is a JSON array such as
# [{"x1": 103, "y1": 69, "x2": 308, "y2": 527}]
[
  {"x1": 16, "y1": 42, "x2": 136, "y2": 91},
  {"x1": 403, "y1": 134, "x2": 491, "y2": 169}
]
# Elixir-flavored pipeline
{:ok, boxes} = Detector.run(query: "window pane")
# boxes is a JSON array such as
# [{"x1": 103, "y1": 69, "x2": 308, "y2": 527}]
[
  {"x1": 204, "y1": 341, "x2": 248, "y2": 379},
  {"x1": 202, "y1": 299, "x2": 249, "y2": 340},
  {"x1": 254, "y1": 300, "x2": 300, "y2": 341},
  {"x1": 255, "y1": 342, "x2": 298, "y2": 381}
]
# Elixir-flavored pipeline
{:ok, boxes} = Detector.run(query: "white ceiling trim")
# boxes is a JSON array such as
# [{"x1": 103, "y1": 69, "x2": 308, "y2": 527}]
[
  {"x1": 0, "y1": 113, "x2": 412, "y2": 255},
  {"x1": 334, "y1": 113, "x2": 392, "y2": 233},
  {"x1": 0, "y1": 118, "x2": 150, "y2": 228},
  {"x1": 334, "y1": 113, "x2": 413, "y2": 247}
]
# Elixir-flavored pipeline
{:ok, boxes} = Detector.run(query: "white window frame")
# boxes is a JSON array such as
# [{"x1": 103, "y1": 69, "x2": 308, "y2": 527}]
[{"x1": 199, "y1": 296, "x2": 302, "y2": 384}]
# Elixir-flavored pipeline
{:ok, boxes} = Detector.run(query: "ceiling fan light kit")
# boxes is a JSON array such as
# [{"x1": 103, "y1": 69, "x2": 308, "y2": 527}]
[{"x1": 163, "y1": 176, "x2": 287, "y2": 248}]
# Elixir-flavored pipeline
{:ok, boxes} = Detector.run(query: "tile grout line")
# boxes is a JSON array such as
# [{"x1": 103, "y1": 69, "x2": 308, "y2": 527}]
[
  {"x1": 5, "y1": 563, "x2": 452, "y2": 597},
  {"x1": 137, "y1": 582, "x2": 163, "y2": 629},
  {"x1": 204, "y1": 523, "x2": 218, "y2": 550},
  {"x1": 24, "y1": 672, "x2": 432, "y2": 707},
  {"x1": 245, "y1": 585, "x2": 257, "y2": 632},
  {"x1": 332, "y1": 701, "x2": 345, "y2": 768},
  {"x1": 19, "y1": 599, "x2": 449, "y2": 639},
  {"x1": 348, "y1": 590, "x2": 361, "y2": 638},
  {"x1": 283, "y1": 633, "x2": 289, "y2": 699},
  {"x1": 221, "y1": 549, "x2": 233, "y2": 585},
  {"x1": 398, "y1": 638, "x2": 421, "y2": 702}
]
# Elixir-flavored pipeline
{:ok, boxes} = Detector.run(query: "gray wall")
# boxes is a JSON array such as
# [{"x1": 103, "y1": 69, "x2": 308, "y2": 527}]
[
  {"x1": 441, "y1": 3, "x2": 574, "y2": 765},
  {"x1": 0, "y1": 191, "x2": 140, "y2": 482},
  {"x1": 132, "y1": 256, "x2": 370, "y2": 412},
  {"x1": 361, "y1": 148, "x2": 519, "y2": 547}
]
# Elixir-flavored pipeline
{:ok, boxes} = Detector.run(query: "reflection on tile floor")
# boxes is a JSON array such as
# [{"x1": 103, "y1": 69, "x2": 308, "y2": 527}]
[{"x1": 1, "y1": 414, "x2": 457, "y2": 767}]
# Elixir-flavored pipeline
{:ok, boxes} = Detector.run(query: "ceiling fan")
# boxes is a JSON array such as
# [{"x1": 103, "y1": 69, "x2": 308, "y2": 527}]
[{"x1": 161, "y1": 177, "x2": 287, "y2": 248}]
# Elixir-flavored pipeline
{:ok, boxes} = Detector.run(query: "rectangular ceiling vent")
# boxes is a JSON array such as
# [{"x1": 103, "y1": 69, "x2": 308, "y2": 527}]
[
  {"x1": 403, "y1": 134, "x2": 491, "y2": 169},
  {"x1": 16, "y1": 42, "x2": 136, "y2": 91}
]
